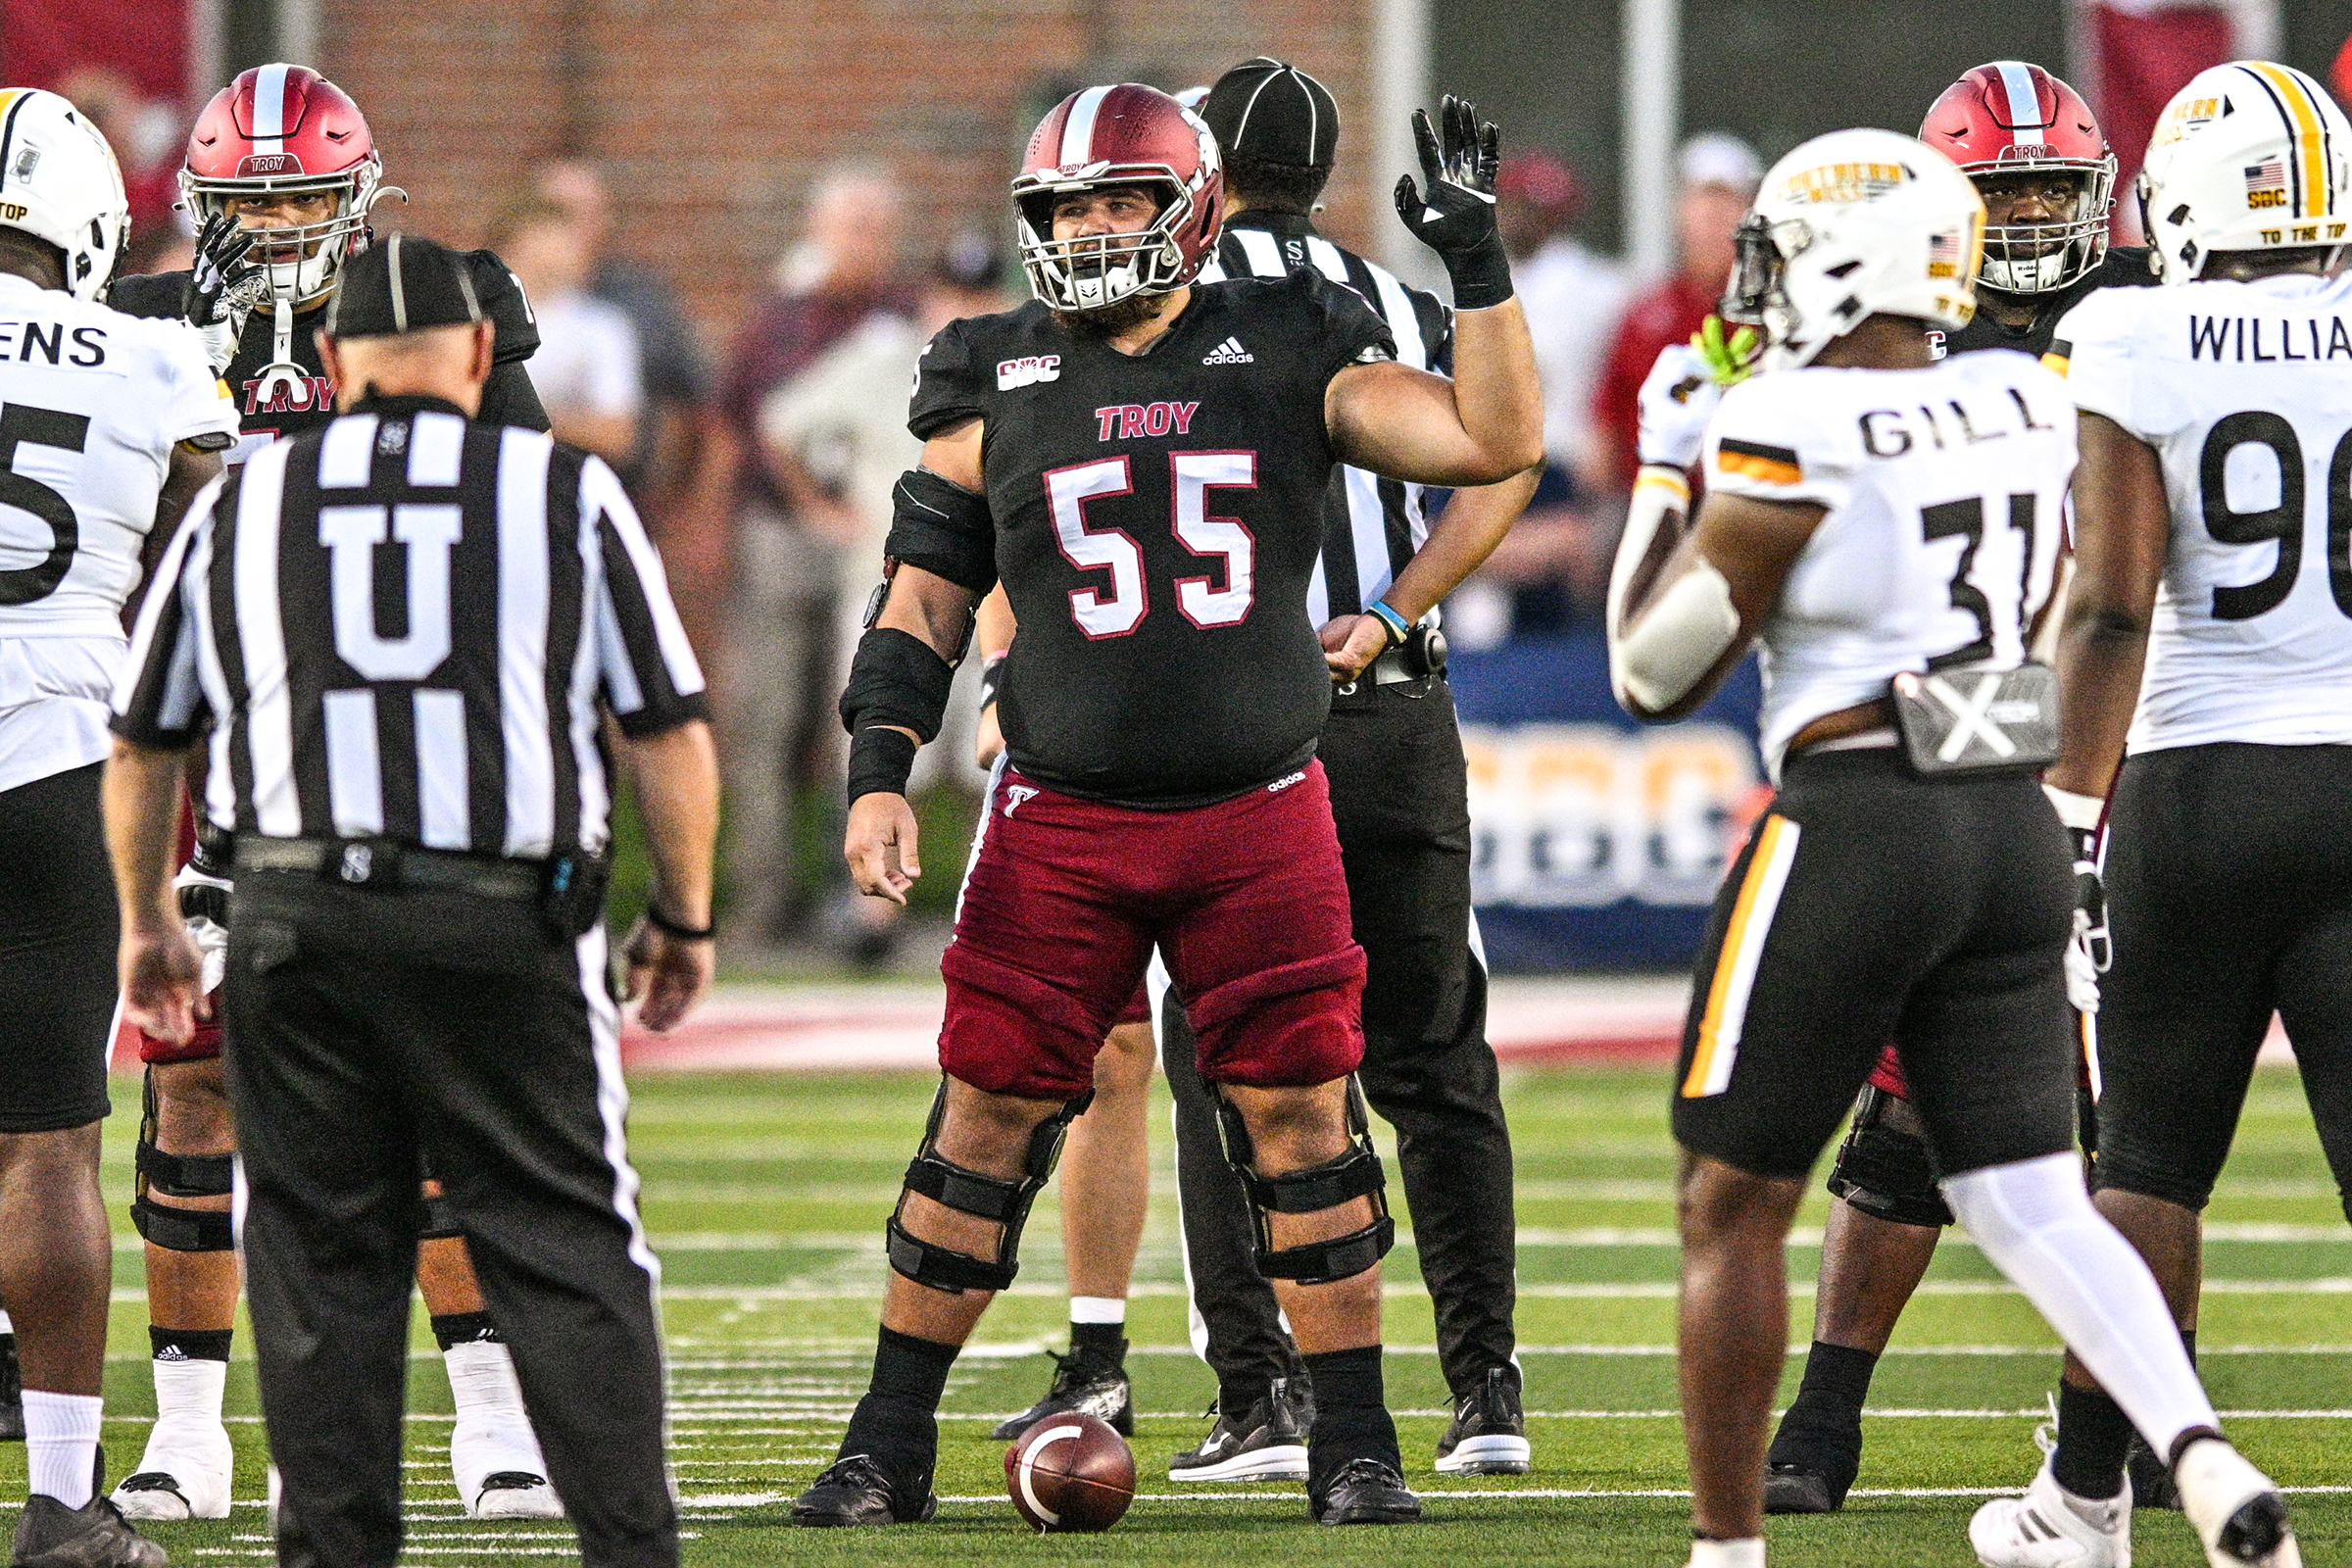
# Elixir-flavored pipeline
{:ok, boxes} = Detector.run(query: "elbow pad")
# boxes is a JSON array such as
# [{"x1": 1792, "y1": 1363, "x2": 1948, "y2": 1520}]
[
  {"x1": 1614, "y1": 557, "x2": 1740, "y2": 716},
  {"x1": 840, "y1": 627, "x2": 956, "y2": 744},
  {"x1": 886, "y1": 467, "x2": 997, "y2": 595}
]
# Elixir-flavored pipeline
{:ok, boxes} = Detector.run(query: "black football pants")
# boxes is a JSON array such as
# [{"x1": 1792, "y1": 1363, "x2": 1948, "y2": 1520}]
[
  {"x1": 1162, "y1": 676, "x2": 1519, "y2": 1402},
  {"x1": 223, "y1": 872, "x2": 674, "y2": 1568}
]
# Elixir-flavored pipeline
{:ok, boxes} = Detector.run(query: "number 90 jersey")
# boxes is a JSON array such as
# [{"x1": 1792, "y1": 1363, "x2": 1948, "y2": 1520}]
[
  {"x1": 2052, "y1": 271, "x2": 2352, "y2": 754},
  {"x1": 1702, "y1": 350, "x2": 2076, "y2": 778},
  {"x1": 909, "y1": 271, "x2": 1395, "y2": 807}
]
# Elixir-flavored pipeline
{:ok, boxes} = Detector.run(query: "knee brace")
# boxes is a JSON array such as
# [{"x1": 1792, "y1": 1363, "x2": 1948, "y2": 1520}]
[
  {"x1": 1215, "y1": 1077, "x2": 1396, "y2": 1286},
  {"x1": 1826, "y1": 1084, "x2": 1953, "y2": 1229},
  {"x1": 886, "y1": 1078, "x2": 1093, "y2": 1294},
  {"x1": 131, "y1": 1070, "x2": 235, "y2": 1253}
]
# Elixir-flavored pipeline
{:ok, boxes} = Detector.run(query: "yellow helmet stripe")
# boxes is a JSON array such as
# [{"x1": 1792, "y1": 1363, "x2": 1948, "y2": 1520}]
[{"x1": 2245, "y1": 63, "x2": 2328, "y2": 219}]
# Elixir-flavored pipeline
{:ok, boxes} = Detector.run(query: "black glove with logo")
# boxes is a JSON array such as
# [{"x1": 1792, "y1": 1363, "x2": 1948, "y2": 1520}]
[
  {"x1": 182, "y1": 214, "x2": 260, "y2": 373},
  {"x1": 1393, "y1": 94, "x2": 1511, "y2": 309}
]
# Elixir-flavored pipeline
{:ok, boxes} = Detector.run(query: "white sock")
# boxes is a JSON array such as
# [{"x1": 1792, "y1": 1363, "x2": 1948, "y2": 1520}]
[
  {"x1": 153, "y1": 1355, "x2": 229, "y2": 1429},
  {"x1": 24, "y1": 1390, "x2": 101, "y2": 1507},
  {"x1": 445, "y1": 1339, "x2": 531, "y2": 1424},
  {"x1": 1944, "y1": 1152, "x2": 2219, "y2": 1456},
  {"x1": 1689, "y1": 1539, "x2": 1765, "y2": 1568},
  {"x1": 0, "y1": 1309, "x2": 15, "y2": 1335},
  {"x1": 1069, "y1": 1296, "x2": 1127, "y2": 1327}
]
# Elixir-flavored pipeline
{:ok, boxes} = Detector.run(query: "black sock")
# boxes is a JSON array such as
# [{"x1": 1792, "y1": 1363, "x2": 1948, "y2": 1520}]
[
  {"x1": 2052, "y1": 1380, "x2": 2133, "y2": 1500},
  {"x1": 1069, "y1": 1320, "x2": 1126, "y2": 1374},
  {"x1": 1218, "y1": 1379, "x2": 1272, "y2": 1420},
  {"x1": 1766, "y1": 1342, "x2": 1875, "y2": 1496},
  {"x1": 2180, "y1": 1327, "x2": 2196, "y2": 1366},
  {"x1": 429, "y1": 1311, "x2": 501, "y2": 1350},
  {"x1": 150, "y1": 1326, "x2": 233, "y2": 1362},
  {"x1": 839, "y1": 1328, "x2": 957, "y2": 1478},
  {"x1": 1302, "y1": 1346, "x2": 1399, "y2": 1493}
]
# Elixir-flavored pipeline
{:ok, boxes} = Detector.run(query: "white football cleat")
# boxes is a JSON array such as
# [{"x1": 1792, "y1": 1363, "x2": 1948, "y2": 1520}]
[
  {"x1": 2174, "y1": 1438, "x2": 2299, "y2": 1568},
  {"x1": 1969, "y1": 1457, "x2": 2130, "y2": 1568},
  {"x1": 111, "y1": 1414, "x2": 235, "y2": 1521},
  {"x1": 446, "y1": 1339, "x2": 564, "y2": 1520}
]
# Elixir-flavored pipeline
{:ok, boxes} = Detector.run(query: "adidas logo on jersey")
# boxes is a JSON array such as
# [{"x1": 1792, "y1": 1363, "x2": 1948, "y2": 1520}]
[{"x1": 1201, "y1": 336, "x2": 1254, "y2": 365}]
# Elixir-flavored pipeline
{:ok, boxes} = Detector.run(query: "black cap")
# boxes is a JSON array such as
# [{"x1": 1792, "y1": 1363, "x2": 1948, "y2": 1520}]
[
  {"x1": 323, "y1": 233, "x2": 485, "y2": 340},
  {"x1": 1200, "y1": 58, "x2": 1338, "y2": 171}
]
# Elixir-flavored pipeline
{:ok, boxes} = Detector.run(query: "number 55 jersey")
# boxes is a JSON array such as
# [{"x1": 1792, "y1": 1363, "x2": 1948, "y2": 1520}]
[
  {"x1": 909, "y1": 270, "x2": 1395, "y2": 808},
  {"x1": 2051, "y1": 270, "x2": 2352, "y2": 752},
  {"x1": 1700, "y1": 349, "x2": 2077, "y2": 778}
]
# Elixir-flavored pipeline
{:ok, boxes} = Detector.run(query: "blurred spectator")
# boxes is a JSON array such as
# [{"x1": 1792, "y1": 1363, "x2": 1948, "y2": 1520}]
[
  {"x1": 495, "y1": 194, "x2": 644, "y2": 466},
  {"x1": 1498, "y1": 153, "x2": 1626, "y2": 482},
  {"x1": 535, "y1": 158, "x2": 711, "y2": 503},
  {"x1": 758, "y1": 232, "x2": 1009, "y2": 962},
  {"x1": 717, "y1": 161, "x2": 913, "y2": 945},
  {"x1": 56, "y1": 67, "x2": 186, "y2": 272},
  {"x1": 1589, "y1": 132, "x2": 1762, "y2": 491}
]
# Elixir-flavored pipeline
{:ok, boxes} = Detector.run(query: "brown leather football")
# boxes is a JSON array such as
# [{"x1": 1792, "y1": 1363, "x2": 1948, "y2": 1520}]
[{"x1": 1004, "y1": 1411, "x2": 1136, "y2": 1532}]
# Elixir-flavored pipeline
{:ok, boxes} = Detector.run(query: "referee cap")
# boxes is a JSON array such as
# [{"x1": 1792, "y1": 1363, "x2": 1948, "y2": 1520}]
[
  {"x1": 323, "y1": 233, "x2": 485, "y2": 340},
  {"x1": 1200, "y1": 58, "x2": 1339, "y2": 171}
]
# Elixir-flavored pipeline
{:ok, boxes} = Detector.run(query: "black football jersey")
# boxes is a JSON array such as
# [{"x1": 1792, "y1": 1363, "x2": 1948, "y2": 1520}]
[
  {"x1": 911, "y1": 270, "x2": 1396, "y2": 808},
  {"x1": 1940, "y1": 245, "x2": 2157, "y2": 360},
  {"x1": 109, "y1": 247, "x2": 546, "y2": 458}
]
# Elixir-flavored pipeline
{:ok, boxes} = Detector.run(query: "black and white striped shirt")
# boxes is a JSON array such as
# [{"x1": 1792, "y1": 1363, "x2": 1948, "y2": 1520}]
[
  {"x1": 112, "y1": 394, "x2": 706, "y2": 858},
  {"x1": 1200, "y1": 210, "x2": 1452, "y2": 621}
]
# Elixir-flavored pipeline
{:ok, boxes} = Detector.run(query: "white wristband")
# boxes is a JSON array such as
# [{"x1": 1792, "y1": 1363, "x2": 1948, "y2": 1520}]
[{"x1": 2043, "y1": 785, "x2": 2105, "y2": 832}]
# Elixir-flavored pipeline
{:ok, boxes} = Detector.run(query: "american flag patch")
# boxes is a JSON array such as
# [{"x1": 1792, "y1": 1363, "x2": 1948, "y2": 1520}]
[
  {"x1": 1928, "y1": 230, "x2": 1964, "y2": 279},
  {"x1": 2246, "y1": 157, "x2": 2288, "y2": 210}
]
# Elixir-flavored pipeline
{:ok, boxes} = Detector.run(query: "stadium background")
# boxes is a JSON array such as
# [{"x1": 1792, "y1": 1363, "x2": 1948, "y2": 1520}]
[{"x1": 9, "y1": 3, "x2": 2352, "y2": 1564}]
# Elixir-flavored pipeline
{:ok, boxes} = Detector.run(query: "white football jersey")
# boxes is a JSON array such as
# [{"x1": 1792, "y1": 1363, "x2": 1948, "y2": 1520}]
[
  {"x1": 1704, "y1": 351, "x2": 2075, "y2": 777},
  {"x1": 0, "y1": 273, "x2": 236, "y2": 792},
  {"x1": 2053, "y1": 270, "x2": 2352, "y2": 754}
]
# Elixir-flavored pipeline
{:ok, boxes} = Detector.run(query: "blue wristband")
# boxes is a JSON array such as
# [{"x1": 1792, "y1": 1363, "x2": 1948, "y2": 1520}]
[{"x1": 1365, "y1": 600, "x2": 1412, "y2": 649}]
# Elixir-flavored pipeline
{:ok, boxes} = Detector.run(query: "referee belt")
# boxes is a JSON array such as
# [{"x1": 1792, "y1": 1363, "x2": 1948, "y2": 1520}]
[{"x1": 235, "y1": 836, "x2": 542, "y2": 901}]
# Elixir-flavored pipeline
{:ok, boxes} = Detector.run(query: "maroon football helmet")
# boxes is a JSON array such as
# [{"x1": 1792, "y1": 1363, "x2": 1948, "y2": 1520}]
[
  {"x1": 1920, "y1": 62, "x2": 2115, "y2": 295},
  {"x1": 179, "y1": 64, "x2": 394, "y2": 307},
  {"x1": 1012, "y1": 83, "x2": 1223, "y2": 311}
]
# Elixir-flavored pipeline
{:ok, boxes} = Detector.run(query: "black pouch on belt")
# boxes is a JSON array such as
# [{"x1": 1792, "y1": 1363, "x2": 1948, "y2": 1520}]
[
  {"x1": 1888, "y1": 662, "x2": 2060, "y2": 778},
  {"x1": 538, "y1": 851, "x2": 612, "y2": 940}
]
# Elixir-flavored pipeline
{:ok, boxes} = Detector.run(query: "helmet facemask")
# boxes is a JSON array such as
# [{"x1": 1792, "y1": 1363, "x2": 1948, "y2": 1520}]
[
  {"x1": 1973, "y1": 162, "x2": 2114, "y2": 294},
  {"x1": 1014, "y1": 173, "x2": 1198, "y2": 313},
  {"x1": 1723, "y1": 213, "x2": 1813, "y2": 367}
]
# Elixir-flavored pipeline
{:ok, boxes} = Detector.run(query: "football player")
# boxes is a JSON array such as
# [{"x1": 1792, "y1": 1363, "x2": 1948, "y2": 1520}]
[
  {"x1": 1972, "y1": 61, "x2": 2352, "y2": 1568},
  {"x1": 795, "y1": 84, "x2": 1540, "y2": 1529},
  {"x1": 101, "y1": 65, "x2": 561, "y2": 1524},
  {"x1": 1758, "y1": 61, "x2": 2164, "y2": 1517},
  {"x1": 0, "y1": 87, "x2": 230, "y2": 1568},
  {"x1": 1608, "y1": 125, "x2": 2293, "y2": 1568}
]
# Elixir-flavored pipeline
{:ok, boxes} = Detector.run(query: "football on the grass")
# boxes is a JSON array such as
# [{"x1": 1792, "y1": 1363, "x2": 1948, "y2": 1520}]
[{"x1": 1004, "y1": 1411, "x2": 1136, "y2": 1531}]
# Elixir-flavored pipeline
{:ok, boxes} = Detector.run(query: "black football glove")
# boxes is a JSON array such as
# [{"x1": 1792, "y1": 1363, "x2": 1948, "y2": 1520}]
[
  {"x1": 1393, "y1": 94, "x2": 1511, "y2": 309},
  {"x1": 183, "y1": 214, "x2": 260, "y2": 328}
]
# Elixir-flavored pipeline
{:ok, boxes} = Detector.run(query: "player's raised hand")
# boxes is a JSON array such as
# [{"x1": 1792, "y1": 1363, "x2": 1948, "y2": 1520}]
[
  {"x1": 845, "y1": 791, "x2": 922, "y2": 906},
  {"x1": 1636, "y1": 342, "x2": 1725, "y2": 472},
  {"x1": 1394, "y1": 96, "x2": 1513, "y2": 310}
]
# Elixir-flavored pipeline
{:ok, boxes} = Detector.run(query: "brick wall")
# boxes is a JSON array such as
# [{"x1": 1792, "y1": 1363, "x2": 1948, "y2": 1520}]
[{"x1": 321, "y1": 0, "x2": 1382, "y2": 358}]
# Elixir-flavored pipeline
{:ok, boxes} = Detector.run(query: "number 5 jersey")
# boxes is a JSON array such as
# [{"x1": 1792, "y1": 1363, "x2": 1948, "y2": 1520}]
[
  {"x1": 2051, "y1": 270, "x2": 2352, "y2": 753},
  {"x1": 908, "y1": 270, "x2": 1396, "y2": 808},
  {"x1": 1699, "y1": 349, "x2": 2077, "y2": 779},
  {"x1": 0, "y1": 273, "x2": 236, "y2": 793}
]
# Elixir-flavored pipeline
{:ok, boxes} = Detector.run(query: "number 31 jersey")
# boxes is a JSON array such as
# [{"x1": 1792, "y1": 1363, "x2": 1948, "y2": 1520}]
[
  {"x1": 1702, "y1": 350, "x2": 2076, "y2": 778},
  {"x1": 0, "y1": 273, "x2": 237, "y2": 793},
  {"x1": 2052, "y1": 270, "x2": 2352, "y2": 754},
  {"x1": 910, "y1": 271, "x2": 1394, "y2": 807}
]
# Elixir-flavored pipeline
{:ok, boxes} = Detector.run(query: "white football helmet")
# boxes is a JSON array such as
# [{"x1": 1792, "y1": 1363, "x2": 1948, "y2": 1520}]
[
  {"x1": 1723, "y1": 127, "x2": 1984, "y2": 371},
  {"x1": 0, "y1": 88, "x2": 130, "y2": 302},
  {"x1": 2139, "y1": 61, "x2": 2352, "y2": 283}
]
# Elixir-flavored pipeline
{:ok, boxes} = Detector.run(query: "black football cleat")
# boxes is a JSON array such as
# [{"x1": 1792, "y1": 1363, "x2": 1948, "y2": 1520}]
[
  {"x1": 0, "y1": 1332, "x2": 22, "y2": 1443},
  {"x1": 1435, "y1": 1367, "x2": 1530, "y2": 1475},
  {"x1": 1169, "y1": 1378, "x2": 1312, "y2": 1483},
  {"x1": 1310, "y1": 1457, "x2": 1422, "y2": 1525},
  {"x1": 1764, "y1": 1461, "x2": 1841, "y2": 1514},
  {"x1": 989, "y1": 1348, "x2": 1133, "y2": 1441},
  {"x1": 790, "y1": 1454, "x2": 937, "y2": 1528},
  {"x1": 12, "y1": 1488, "x2": 168, "y2": 1568}
]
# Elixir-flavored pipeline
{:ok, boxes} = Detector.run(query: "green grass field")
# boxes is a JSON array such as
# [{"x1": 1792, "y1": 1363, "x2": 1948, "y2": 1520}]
[{"x1": 18, "y1": 1059, "x2": 2351, "y2": 1565}]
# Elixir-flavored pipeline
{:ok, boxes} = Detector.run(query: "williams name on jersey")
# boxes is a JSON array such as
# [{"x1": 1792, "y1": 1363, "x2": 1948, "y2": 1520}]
[
  {"x1": 1704, "y1": 350, "x2": 2075, "y2": 775},
  {"x1": 909, "y1": 269, "x2": 1395, "y2": 807}
]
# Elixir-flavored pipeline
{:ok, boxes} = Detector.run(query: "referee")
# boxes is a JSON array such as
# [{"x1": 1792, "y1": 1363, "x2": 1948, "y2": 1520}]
[
  {"x1": 103, "y1": 236, "x2": 718, "y2": 1568},
  {"x1": 1164, "y1": 60, "x2": 1539, "y2": 1479}
]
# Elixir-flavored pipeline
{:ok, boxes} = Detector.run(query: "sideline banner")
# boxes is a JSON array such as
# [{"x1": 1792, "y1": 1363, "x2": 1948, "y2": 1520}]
[{"x1": 1450, "y1": 629, "x2": 1765, "y2": 972}]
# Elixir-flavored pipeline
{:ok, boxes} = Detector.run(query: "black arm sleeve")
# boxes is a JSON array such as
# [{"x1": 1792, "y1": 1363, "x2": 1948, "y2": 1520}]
[
  {"x1": 885, "y1": 466, "x2": 996, "y2": 595},
  {"x1": 839, "y1": 627, "x2": 956, "y2": 743},
  {"x1": 479, "y1": 360, "x2": 551, "y2": 432}
]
